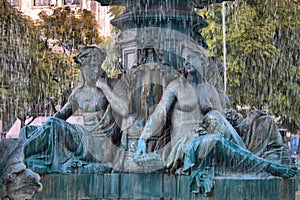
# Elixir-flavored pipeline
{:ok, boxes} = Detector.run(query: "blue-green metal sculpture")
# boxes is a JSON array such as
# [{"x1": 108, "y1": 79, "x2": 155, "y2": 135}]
[
  {"x1": 18, "y1": 0, "x2": 297, "y2": 196},
  {"x1": 20, "y1": 47, "x2": 123, "y2": 173}
]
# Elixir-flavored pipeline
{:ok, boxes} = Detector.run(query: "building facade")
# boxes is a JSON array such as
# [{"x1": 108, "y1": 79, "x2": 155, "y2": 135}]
[{"x1": 8, "y1": 0, "x2": 112, "y2": 37}]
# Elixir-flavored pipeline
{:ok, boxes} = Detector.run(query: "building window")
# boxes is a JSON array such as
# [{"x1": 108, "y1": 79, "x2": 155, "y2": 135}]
[
  {"x1": 9, "y1": 0, "x2": 20, "y2": 7},
  {"x1": 34, "y1": 0, "x2": 50, "y2": 6},
  {"x1": 64, "y1": 0, "x2": 80, "y2": 5}
]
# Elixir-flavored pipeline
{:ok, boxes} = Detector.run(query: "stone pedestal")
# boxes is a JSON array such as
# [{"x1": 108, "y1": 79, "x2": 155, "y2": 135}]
[{"x1": 33, "y1": 173, "x2": 295, "y2": 200}]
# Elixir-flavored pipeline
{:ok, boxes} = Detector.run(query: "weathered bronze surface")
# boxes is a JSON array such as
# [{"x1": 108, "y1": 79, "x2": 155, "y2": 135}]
[
  {"x1": 0, "y1": 138, "x2": 42, "y2": 200},
  {"x1": 10, "y1": 0, "x2": 297, "y2": 198},
  {"x1": 19, "y1": 45, "x2": 297, "y2": 196}
]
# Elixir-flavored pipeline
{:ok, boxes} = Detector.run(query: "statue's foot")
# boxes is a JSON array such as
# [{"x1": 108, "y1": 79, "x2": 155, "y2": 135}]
[
  {"x1": 267, "y1": 163, "x2": 297, "y2": 178},
  {"x1": 175, "y1": 167, "x2": 189, "y2": 175},
  {"x1": 192, "y1": 188, "x2": 201, "y2": 194}
]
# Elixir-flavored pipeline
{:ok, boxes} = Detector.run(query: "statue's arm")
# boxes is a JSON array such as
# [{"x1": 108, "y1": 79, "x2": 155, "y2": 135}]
[
  {"x1": 53, "y1": 92, "x2": 78, "y2": 120},
  {"x1": 52, "y1": 102, "x2": 74, "y2": 120},
  {"x1": 141, "y1": 82, "x2": 177, "y2": 140},
  {"x1": 134, "y1": 84, "x2": 177, "y2": 156},
  {"x1": 96, "y1": 78, "x2": 129, "y2": 118}
]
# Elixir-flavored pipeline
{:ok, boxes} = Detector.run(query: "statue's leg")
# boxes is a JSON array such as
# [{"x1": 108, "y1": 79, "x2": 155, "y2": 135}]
[
  {"x1": 21, "y1": 122, "x2": 54, "y2": 156},
  {"x1": 22, "y1": 118, "x2": 81, "y2": 154},
  {"x1": 22, "y1": 117, "x2": 83, "y2": 173},
  {"x1": 217, "y1": 135, "x2": 297, "y2": 177},
  {"x1": 247, "y1": 115, "x2": 292, "y2": 164},
  {"x1": 214, "y1": 134, "x2": 270, "y2": 173},
  {"x1": 185, "y1": 134, "x2": 297, "y2": 178}
]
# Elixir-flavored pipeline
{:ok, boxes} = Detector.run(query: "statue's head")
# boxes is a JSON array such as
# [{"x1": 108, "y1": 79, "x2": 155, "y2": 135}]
[
  {"x1": 181, "y1": 41, "x2": 208, "y2": 80},
  {"x1": 73, "y1": 46, "x2": 108, "y2": 84},
  {"x1": 0, "y1": 139, "x2": 42, "y2": 200}
]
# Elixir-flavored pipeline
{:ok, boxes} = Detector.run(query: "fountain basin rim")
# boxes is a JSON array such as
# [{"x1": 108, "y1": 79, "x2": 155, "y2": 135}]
[
  {"x1": 96, "y1": 0, "x2": 233, "y2": 9},
  {"x1": 110, "y1": 11, "x2": 209, "y2": 31}
]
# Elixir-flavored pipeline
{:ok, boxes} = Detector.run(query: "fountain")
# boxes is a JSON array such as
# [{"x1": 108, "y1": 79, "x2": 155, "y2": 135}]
[{"x1": 1, "y1": 0, "x2": 297, "y2": 199}]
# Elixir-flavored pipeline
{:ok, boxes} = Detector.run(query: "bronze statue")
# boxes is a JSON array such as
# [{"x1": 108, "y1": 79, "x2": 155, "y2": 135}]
[
  {"x1": 19, "y1": 46, "x2": 122, "y2": 173},
  {"x1": 230, "y1": 109, "x2": 292, "y2": 164},
  {"x1": 206, "y1": 52, "x2": 292, "y2": 165},
  {"x1": 17, "y1": 45, "x2": 296, "y2": 196},
  {"x1": 134, "y1": 45, "x2": 244, "y2": 172},
  {"x1": 134, "y1": 45, "x2": 297, "y2": 193}
]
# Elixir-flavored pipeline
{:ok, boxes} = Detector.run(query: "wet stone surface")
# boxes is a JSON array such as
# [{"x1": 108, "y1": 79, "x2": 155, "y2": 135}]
[{"x1": 33, "y1": 173, "x2": 295, "y2": 200}]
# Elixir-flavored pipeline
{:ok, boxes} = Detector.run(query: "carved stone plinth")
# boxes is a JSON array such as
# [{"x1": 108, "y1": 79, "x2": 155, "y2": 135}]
[{"x1": 33, "y1": 173, "x2": 295, "y2": 200}]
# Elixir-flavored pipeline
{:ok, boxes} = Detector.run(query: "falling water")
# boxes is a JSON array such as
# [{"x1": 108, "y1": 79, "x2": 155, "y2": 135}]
[
  {"x1": 222, "y1": 1, "x2": 227, "y2": 92},
  {"x1": 1, "y1": 0, "x2": 299, "y2": 199}
]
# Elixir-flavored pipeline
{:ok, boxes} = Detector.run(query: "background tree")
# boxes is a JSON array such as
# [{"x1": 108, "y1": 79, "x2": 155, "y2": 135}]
[
  {"x1": 196, "y1": 0, "x2": 300, "y2": 132},
  {"x1": 108, "y1": 5, "x2": 124, "y2": 18},
  {"x1": 38, "y1": 7, "x2": 104, "y2": 55},
  {"x1": 0, "y1": 0, "x2": 47, "y2": 131},
  {"x1": 0, "y1": 2, "x2": 105, "y2": 132}
]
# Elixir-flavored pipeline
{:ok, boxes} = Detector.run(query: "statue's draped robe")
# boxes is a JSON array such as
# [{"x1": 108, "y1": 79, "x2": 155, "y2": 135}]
[
  {"x1": 235, "y1": 111, "x2": 292, "y2": 165},
  {"x1": 20, "y1": 105, "x2": 120, "y2": 173},
  {"x1": 183, "y1": 111, "x2": 271, "y2": 172}
]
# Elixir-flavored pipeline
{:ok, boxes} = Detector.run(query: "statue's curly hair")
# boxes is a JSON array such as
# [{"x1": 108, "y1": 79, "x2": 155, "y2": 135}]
[{"x1": 0, "y1": 139, "x2": 26, "y2": 194}]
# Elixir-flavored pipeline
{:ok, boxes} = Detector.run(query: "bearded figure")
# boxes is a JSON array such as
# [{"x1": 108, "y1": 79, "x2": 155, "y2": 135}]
[{"x1": 0, "y1": 138, "x2": 42, "y2": 200}]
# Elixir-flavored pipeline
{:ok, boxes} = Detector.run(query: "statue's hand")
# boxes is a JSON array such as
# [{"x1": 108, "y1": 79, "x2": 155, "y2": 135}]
[
  {"x1": 96, "y1": 78, "x2": 108, "y2": 89},
  {"x1": 226, "y1": 109, "x2": 243, "y2": 125},
  {"x1": 134, "y1": 137, "x2": 146, "y2": 159},
  {"x1": 226, "y1": 109, "x2": 238, "y2": 121},
  {"x1": 194, "y1": 124, "x2": 208, "y2": 135}
]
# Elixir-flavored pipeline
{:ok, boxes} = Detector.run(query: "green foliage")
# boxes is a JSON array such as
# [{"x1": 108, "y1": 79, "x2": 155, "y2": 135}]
[
  {"x1": 108, "y1": 6, "x2": 124, "y2": 18},
  {"x1": 0, "y1": 2, "x2": 104, "y2": 130},
  {"x1": 0, "y1": 0, "x2": 43, "y2": 130},
  {"x1": 108, "y1": 6, "x2": 123, "y2": 35},
  {"x1": 99, "y1": 38, "x2": 119, "y2": 78},
  {"x1": 197, "y1": 0, "x2": 300, "y2": 131},
  {"x1": 38, "y1": 7, "x2": 104, "y2": 55}
]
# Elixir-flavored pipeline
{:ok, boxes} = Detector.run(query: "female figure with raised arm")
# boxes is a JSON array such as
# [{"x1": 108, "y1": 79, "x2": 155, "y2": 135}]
[{"x1": 20, "y1": 46, "x2": 126, "y2": 173}]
